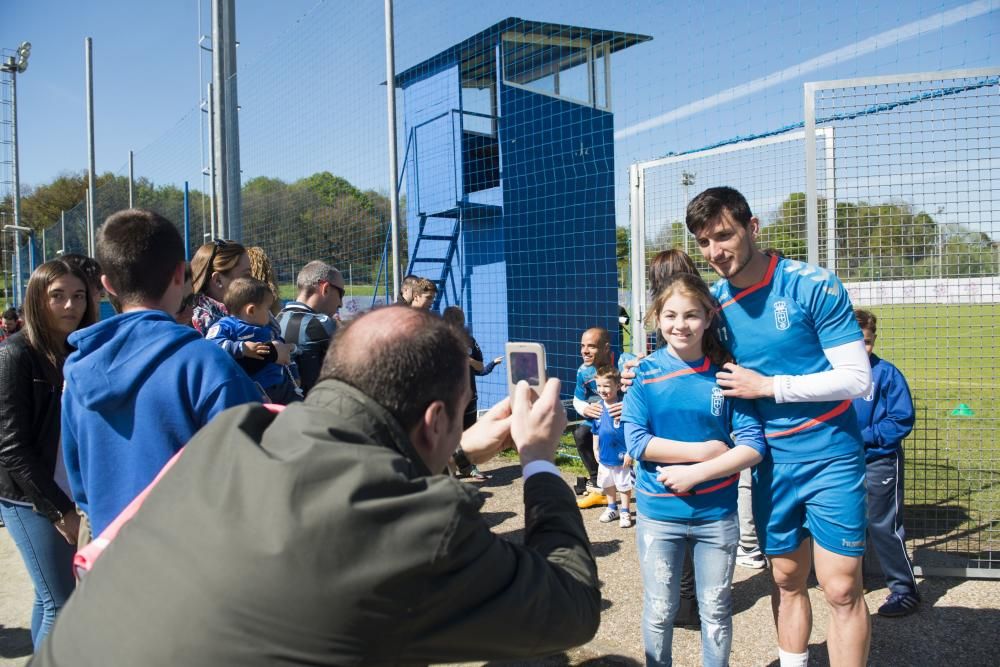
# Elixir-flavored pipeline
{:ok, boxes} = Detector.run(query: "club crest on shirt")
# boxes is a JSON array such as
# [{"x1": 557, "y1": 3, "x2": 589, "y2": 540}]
[
  {"x1": 773, "y1": 300, "x2": 790, "y2": 331},
  {"x1": 710, "y1": 387, "x2": 724, "y2": 416}
]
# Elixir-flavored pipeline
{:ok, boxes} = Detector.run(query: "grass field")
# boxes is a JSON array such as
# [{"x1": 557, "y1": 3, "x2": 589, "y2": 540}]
[
  {"x1": 278, "y1": 282, "x2": 378, "y2": 301},
  {"x1": 583, "y1": 302, "x2": 999, "y2": 569},
  {"x1": 867, "y1": 303, "x2": 999, "y2": 568}
]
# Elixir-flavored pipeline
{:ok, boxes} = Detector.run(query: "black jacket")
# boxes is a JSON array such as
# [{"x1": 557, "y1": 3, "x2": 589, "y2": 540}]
[
  {"x1": 35, "y1": 379, "x2": 600, "y2": 666},
  {"x1": 0, "y1": 332, "x2": 75, "y2": 521}
]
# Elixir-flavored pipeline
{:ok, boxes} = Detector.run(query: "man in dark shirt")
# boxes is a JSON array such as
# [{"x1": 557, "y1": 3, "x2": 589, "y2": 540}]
[{"x1": 276, "y1": 261, "x2": 344, "y2": 394}]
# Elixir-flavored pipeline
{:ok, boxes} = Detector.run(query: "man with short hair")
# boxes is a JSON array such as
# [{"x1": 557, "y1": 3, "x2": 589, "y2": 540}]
[
  {"x1": 37, "y1": 306, "x2": 600, "y2": 666},
  {"x1": 409, "y1": 277, "x2": 437, "y2": 310},
  {"x1": 0, "y1": 308, "x2": 21, "y2": 343},
  {"x1": 687, "y1": 186, "x2": 872, "y2": 667},
  {"x1": 60, "y1": 209, "x2": 262, "y2": 536},
  {"x1": 276, "y1": 260, "x2": 344, "y2": 394},
  {"x1": 398, "y1": 273, "x2": 420, "y2": 305}
]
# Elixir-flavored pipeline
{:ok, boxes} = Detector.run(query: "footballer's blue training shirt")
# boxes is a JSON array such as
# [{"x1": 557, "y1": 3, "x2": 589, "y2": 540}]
[
  {"x1": 621, "y1": 347, "x2": 766, "y2": 522},
  {"x1": 595, "y1": 401, "x2": 627, "y2": 467},
  {"x1": 574, "y1": 349, "x2": 635, "y2": 429},
  {"x1": 853, "y1": 353, "x2": 915, "y2": 462},
  {"x1": 206, "y1": 316, "x2": 285, "y2": 389},
  {"x1": 712, "y1": 254, "x2": 864, "y2": 463}
]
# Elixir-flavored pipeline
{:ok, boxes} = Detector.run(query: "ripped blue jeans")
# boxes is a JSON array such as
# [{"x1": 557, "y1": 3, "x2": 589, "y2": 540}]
[{"x1": 637, "y1": 512, "x2": 738, "y2": 667}]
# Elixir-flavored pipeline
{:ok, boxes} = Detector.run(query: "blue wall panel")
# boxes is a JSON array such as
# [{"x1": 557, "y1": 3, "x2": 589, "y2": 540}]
[{"x1": 498, "y1": 85, "x2": 621, "y2": 400}]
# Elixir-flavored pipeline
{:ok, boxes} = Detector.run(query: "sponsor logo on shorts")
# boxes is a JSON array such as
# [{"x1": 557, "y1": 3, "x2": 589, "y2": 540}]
[
  {"x1": 710, "y1": 387, "x2": 724, "y2": 416},
  {"x1": 842, "y1": 538, "x2": 865, "y2": 548},
  {"x1": 773, "y1": 300, "x2": 790, "y2": 331}
]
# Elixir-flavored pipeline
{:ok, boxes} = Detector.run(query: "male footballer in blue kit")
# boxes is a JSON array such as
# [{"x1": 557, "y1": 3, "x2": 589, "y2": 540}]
[{"x1": 687, "y1": 187, "x2": 873, "y2": 667}]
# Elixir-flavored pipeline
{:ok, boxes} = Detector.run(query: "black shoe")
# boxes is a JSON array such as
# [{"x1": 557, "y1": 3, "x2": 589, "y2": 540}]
[
  {"x1": 573, "y1": 476, "x2": 589, "y2": 496},
  {"x1": 877, "y1": 592, "x2": 920, "y2": 617},
  {"x1": 673, "y1": 596, "x2": 700, "y2": 628}
]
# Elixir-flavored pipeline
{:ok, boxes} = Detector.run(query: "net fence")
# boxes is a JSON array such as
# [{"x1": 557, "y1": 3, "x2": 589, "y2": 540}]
[
  {"x1": 5, "y1": 2, "x2": 999, "y2": 575},
  {"x1": 806, "y1": 70, "x2": 1000, "y2": 576}
]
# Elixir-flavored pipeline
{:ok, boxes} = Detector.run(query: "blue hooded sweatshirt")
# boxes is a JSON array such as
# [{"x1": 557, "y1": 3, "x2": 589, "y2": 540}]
[
  {"x1": 61, "y1": 310, "x2": 262, "y2": 534},
  {"x1": 852, "y1": 353, "x2": 915, "y2": 462}
]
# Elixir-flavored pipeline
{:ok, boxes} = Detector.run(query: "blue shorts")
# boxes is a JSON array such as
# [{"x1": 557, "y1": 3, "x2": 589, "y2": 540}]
[{"x1": 752, "y1": 453, "x2": 867, "y2": 557}]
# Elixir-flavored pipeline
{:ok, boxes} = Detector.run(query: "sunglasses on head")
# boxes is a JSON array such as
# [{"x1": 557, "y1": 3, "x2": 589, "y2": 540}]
[{"x1": 199, "y1": 239, "x2": 235, "y2": 292}]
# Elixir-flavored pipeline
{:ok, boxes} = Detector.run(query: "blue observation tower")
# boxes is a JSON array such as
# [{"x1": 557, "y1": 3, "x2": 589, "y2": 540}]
[{"x1": 392, "y1": 17, "x2": 651, "y2": 406}]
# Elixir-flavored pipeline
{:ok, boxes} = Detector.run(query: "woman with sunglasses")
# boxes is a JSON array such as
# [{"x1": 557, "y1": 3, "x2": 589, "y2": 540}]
[
  {"x1": 189, "y1": 239, "x2": 252, "y2": 336},
  {"x1": 0, "y1": 260, "x2": 97, "y2": 649}
]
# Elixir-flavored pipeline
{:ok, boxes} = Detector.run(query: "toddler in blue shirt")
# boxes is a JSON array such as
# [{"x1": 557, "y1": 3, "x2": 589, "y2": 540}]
[
  {"x1": 207, "y1": 278, "x2": 302, "y2": 404},
  {"x1": 593, "y1": 366, "x2": 633, "y2": 528}
]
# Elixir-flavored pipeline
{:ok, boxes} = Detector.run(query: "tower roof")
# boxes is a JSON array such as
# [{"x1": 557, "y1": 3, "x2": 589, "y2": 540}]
[{"x1": 393, "y1": 17, "x2": 652, "y2": 89}]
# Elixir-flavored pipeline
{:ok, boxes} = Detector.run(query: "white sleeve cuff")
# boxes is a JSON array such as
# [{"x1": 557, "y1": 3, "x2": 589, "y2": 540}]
[
  {"x1": 773, "y1": 340, "x2": 872, "y2": 403},
  {"x1": 572, "y1": 397, "x2": 590, "y2": 417},
  {"x1": 522, "y1": 459, "x2": 562, "y2": 480}
]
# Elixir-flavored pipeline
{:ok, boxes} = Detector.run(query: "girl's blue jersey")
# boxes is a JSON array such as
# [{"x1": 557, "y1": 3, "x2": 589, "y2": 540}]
[
  {"x1": 711, "y1": 254, "x2": 864, "y2": 463},
  {"x1": 621, "y1": 348, "x2": 766, "y2": 522}
]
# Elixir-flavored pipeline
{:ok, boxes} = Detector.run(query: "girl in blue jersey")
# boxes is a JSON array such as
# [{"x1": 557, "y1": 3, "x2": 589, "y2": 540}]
[{"x1": 621, "y1": 273, "x2": 767, "y2": 667}]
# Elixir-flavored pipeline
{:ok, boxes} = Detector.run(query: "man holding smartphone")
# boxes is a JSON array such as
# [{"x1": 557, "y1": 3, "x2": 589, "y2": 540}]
[{"x1": 37, "y1": 307, "x2": 600, "y2": 667}]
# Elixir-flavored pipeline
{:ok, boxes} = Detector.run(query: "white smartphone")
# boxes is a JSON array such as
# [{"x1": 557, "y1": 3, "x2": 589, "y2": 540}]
[{"x1": 505, "y1": 341, "x2": 547, "y2": 396}]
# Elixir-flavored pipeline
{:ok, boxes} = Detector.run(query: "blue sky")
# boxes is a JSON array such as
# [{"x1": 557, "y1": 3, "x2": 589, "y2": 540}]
[{"x1": 4, "y1": 0, "x2": 998, "y2": 234}]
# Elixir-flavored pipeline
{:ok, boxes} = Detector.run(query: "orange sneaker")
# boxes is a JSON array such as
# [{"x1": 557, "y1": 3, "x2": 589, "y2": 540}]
[{"x1": 577, "y1": 491, "x2": 609, "y2": 509}]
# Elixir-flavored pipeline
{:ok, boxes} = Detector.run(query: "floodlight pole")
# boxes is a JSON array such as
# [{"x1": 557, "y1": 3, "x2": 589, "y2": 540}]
[
  {"x1": 128, "y1": 150, "x2": 135, "y2": 208},
  {"x1": 4, "y1": 224, "x2": 32, "y2": 307},
  {"x1": 1, "y1": 46, "x2": 28, "y2": 235},
  {"x1": 210, "y1": 0, "x2": 242, "y2": 241},
  {"x1": 384, "y1": 0, "x2": 401, "y2": 301},
  {"x1": 85, "y1": 37, "x2": 97, "y2": 256},
  {"x1": 681, "y1": 172, "x2": 695, "y2": 255}
]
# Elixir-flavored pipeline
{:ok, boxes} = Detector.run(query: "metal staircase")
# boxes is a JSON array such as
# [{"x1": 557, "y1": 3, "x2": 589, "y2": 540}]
[{"x1": 406, "y1": 210, "x2": 461, "y2": 310}]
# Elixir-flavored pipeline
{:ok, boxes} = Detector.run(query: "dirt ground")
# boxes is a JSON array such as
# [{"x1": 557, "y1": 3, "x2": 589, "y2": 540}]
[{"x1": 2, "y1": 460, "x2": 998, "y2": 666}]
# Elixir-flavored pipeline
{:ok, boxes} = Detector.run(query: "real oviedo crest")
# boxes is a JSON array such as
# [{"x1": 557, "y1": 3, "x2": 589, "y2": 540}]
[
  {"x1": 773, "y1": 300, "x2": 790, "y2": 331},
  {"x1": 710, "y1": 387, "x2": 724, "y2": 417}
]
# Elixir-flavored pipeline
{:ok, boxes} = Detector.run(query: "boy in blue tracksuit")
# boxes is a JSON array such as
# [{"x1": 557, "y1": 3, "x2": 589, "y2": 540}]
[
  {"x1": 207, "y1": 278, "x2": 302, "y2": 405},
  {"x1": 852, "y1": 309, "x2": 919, "y2": 617}
]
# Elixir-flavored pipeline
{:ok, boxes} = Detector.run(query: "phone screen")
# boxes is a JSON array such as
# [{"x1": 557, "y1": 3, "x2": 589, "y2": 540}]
[{"x1": 510, "y1": 351, "x2": 541, "y2": 386}]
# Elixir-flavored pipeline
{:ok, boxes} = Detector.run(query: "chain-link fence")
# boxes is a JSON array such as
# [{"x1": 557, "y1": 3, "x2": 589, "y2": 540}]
[
  {"x1": 630, "y1": 69, "x2": 999, "y2": 577},
  {"x1": 5, "y1": 3, "x2": 999, "y2": 575},
  {"x1": 805, "y1": 69, "x2": 1000, "y2": 577}
]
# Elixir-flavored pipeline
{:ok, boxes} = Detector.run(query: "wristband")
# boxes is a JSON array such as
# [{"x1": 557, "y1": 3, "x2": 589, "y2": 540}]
[{"x1": 453, "y1": 446, "x2": 474, "y2": 475}]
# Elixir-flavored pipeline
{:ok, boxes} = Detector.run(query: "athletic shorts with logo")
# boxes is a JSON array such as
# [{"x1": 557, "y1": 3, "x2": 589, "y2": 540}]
[{"x1": 752, "y1": 452, "x2": 867, "y2": 557}]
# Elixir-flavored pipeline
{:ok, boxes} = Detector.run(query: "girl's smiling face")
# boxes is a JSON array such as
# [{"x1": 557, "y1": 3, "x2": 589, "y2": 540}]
[{"x1": 658, "y1": 292, "x2": 710, "y2": 362}]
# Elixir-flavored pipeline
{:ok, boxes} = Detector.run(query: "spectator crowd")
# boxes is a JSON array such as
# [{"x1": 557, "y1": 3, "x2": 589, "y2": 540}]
[{"x1": 0, "y1": 188, "x2": 920, "y2": 667}]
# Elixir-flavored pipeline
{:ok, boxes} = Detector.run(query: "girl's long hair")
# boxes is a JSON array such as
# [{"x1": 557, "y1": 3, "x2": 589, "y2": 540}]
[
  {"x1": 646, "y1": 273, "x2": 730, "y2": 368},
  {"x1": 190, "y1": 240, "x2": 247, "y2": 295},
  {"x1": 23, "y1": 259, "x2": 98, "y2": 371}
]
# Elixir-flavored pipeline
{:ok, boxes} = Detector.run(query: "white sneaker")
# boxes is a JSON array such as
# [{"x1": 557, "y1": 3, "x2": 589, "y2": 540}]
[
  {"x1": 619, "y1": 512, "x2": 633, "y2": 528},
  {"x1": 599, "y1": 508, "x2": 619, "y2": 523},
  {"x1": 736, "y1": 545, "x2": 767, "y2": 569}
]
